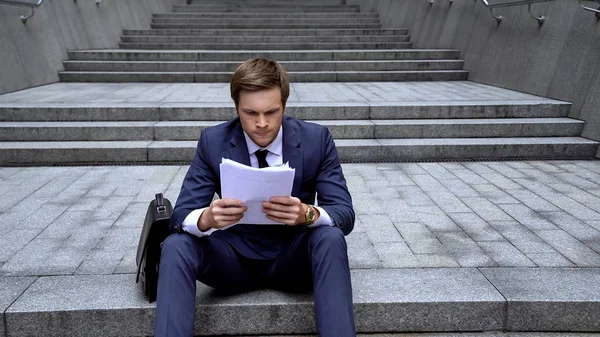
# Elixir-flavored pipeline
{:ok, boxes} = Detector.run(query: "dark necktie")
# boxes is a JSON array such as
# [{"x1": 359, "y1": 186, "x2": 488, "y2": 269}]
[{"x1": 255, "y1": 150, "x2": 269, "y2": 168}]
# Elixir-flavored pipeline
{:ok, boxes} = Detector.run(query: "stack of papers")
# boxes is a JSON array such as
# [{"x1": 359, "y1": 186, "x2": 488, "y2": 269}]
[{"x1": 219, "y1": 158, "x2": 296, "y2": 225}]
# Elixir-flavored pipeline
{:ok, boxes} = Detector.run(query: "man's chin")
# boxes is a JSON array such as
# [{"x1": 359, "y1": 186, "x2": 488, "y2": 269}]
[{"x1": 252, "y1": 134, "x2": 274, "y2": 147}]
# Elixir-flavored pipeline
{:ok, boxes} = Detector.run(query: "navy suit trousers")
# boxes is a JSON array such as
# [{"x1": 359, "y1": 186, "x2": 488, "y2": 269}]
[{"x1": 153, "y1": 225, "x2": 356, "y2": 337}]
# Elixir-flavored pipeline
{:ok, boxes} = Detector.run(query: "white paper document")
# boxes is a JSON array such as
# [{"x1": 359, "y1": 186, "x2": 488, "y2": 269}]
[{"x1": 219, "y1": 158, "x2": 295, "y2": 225}]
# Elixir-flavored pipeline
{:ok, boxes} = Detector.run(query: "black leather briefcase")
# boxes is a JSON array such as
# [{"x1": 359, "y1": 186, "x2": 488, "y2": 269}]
[{"x1": 136, "y1": 193, "x2": 173, "y2": 303}]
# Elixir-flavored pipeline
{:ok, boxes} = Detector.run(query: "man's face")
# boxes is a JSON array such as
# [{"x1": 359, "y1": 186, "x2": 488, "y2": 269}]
[{"x1": 237, "y1": 87, "x2": 284, "y2": 148}]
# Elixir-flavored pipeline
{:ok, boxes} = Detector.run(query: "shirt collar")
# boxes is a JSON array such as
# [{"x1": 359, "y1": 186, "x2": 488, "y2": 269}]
[{"x1": 243, "y1": 125, "x2": 283, "y2": 157}]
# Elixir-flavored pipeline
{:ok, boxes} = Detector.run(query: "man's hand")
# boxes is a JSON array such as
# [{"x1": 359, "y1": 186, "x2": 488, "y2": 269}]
[
  {"x1": 198, "y1": 198, "x2": 247, "y2": 231},
  {"x1": 262, "y1": 196, "x2": 318, "y2": 226}
]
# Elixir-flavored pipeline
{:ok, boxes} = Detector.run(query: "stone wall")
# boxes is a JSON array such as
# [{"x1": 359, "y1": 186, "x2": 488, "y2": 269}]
[
  {"x1": 347, "y1": 0, "x2": 600, "y2": 147},
  {"x1": 0, "y1": 0, "x2": 182, "y2": 95}
]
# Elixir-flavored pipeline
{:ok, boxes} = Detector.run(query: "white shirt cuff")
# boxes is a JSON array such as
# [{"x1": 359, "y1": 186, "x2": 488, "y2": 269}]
[
  {"x1": 182, "y1": 208, "x2": 217, "y2": 237},
  {"x1": 307, "y1": 206, "x2": 333, "y2": 228}
]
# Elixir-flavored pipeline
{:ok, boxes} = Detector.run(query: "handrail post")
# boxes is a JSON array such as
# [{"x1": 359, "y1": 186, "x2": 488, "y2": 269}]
[{"x1": 527, "y1": 3, "x2": 545, "y2": 24}]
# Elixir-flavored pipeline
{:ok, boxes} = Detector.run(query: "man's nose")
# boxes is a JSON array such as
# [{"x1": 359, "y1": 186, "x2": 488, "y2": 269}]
[{"x1": 257, "y1": 115, "x2": 267, "y2": 128}]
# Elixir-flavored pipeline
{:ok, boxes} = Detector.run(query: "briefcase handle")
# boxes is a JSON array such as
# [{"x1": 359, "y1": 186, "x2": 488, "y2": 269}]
[{"x1": 155, "y1": 193, "x2": 167, "y2": 214}]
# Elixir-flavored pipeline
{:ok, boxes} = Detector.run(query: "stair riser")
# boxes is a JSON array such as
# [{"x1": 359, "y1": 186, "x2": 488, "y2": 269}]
[
  {"x1": 67, "y1": 50, "x2": 457, "y2": 61},
  {"x1": 153, "y1": 13, "x2": 378, "y2": 18},
  {"x1": 1, "y1": 143, "x2": 596, "y2": 164},
  {"x1": 118, "y1": 42, "x2": 412, "y2": 50},
  {"x1": 179, "y1": 3, "x2": 356, "y2": 5},
  {"x1": 186, "y1": 0, "x2": 347, "y2": 3},
  {"x1": 174, "y1": 5, "x2": 357, "y2": 8},
  {"x1": 122, "y1": 29, "x2": 409, "y2": 36},
  {"x1": 0, "y1": 123, "x2": 583, "y2": 141},
  {"x1": 190, "y1": 1, "x2": 346, "y2": 4},
  {"x1": 150, "y1": 24, "x2": 382, "y2": 29},
  {"x1": 335, "y1": 143, "x2": 599, "y2": 162},
  {"x1": 58, "y1": 71, "x2": 468, "y2": 83},
  {"x1": 151, "y1": 19, "x2": 381, "y2": 24},
  {"x1": 173, "y1": 8, "x2": 360, "y2": 12},
  {"x1": 0, "y1": 105, "x2": 570, "y2": 122},
  {"x1": 120, "y1": 36, "x2": 410, "y2": 43},
  {"x1": 0, "y1": 300, "x2": 503, "y2": 336},
  {"x1": 63, "y1": 61, "x2": 463, "y2": 72}
]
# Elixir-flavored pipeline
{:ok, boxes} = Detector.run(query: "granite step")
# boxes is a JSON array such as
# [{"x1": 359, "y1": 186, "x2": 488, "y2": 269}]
[
  {"x1": 117, "y1": 42, "x2": 413, "y2": 50},
  {"x1": 150, "y1": 18, "x2": 381, "y2": 25},
  {"x1": 5, "y1": 269, "x2": 600, "y2": 336},
  {"x1": 0, "y1": 137, "x2": 597, "y2": 164},
  {"x1": 119, "y1": 35, "x2": 410, "y2": 43},
  {"x1": 0, "y1": 119, "x2": 584, "y2": 141},
  {"x1": 187, "y1": 0, "x2": 347, "y2": 4},
  {"x1": 63, "y1": 60, "x2": 462, "y2": 72},
  {"x1": 151, "y1": 12, "x2": 378, "y2": 18},
  {"x1": 188, "y1": 0, "x2": 347, "y2": 3},
  {"x1": 58, "y1": 70, "x2": 468, "y2": 82},
  {"x1": 2, "y1": 270, "x2": 506, "y2": 336},
  {"x1": 66, "y1": 49, "x2": 459, "y2": 61},
  {"x1": 150, "y1": 23, "x2": 382, "y2": 29},
  {"x1": 121, "y1": 28, "x2": 409, "y2": 36},
  {"x1": 0, "y1": 101, "x2": 570, "y2": 122},
  {"x1": 173, "y1": 5, "x2": 360, "y2": 14},
  {"x1": 174, "y1": 4, "x2": 358, "y2": 8},
  {"x1": 172, "y1": 7, "x2": 360, "y2": 12}
]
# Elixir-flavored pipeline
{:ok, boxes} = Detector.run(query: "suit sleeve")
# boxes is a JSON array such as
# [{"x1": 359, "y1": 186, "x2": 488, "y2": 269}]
[
  {"x1": 169, "y1": 129, "x2": 218, "y2": 233},
  {"x1": 315, "y1": 127, "x2": 355, "y2": 235}
]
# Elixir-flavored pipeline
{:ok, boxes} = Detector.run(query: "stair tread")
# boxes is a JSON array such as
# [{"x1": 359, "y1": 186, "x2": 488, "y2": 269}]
[
  {"x1": 1, "y1": 137, "x2": 596, "y2": 149},
  {"x1": 0, "y1": 118, "x2": 583, "y2": 127},
  {"x1": 59, "y1": 70, "x2": 470, "y2": 74}
]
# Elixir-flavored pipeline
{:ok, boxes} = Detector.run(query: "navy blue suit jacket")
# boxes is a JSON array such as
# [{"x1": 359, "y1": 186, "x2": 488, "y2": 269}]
[{"x1": 169, "y1": 116, "x2": 354, "y2": 259}]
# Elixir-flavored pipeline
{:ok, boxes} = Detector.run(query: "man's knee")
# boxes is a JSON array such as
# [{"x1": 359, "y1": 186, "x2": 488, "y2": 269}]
[
  {"x1": 161, "y1": 233, "x2": 199, "y2": 264},
  {"x1": 308, "y1": 225, "x2": 347, "y2": 253}
]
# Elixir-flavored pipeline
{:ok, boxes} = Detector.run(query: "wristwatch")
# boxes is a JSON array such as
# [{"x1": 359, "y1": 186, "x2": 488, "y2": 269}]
[{"x1": 304, "y1": 204, "x2": 316, "y2": 225}]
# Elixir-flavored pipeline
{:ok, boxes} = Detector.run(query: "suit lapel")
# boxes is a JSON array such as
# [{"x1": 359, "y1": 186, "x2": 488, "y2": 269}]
[
  {"x1": 282, "y1": 117, "x2": 303, "y2": 197},
  {"x1": 226, "y1": 121, "x2": 251, "y2": 166}
]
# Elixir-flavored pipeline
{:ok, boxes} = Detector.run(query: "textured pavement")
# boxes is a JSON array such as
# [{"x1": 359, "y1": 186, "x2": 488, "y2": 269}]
[{"x1": 1, "y1": 160, "x2": 600, "y2": 277}]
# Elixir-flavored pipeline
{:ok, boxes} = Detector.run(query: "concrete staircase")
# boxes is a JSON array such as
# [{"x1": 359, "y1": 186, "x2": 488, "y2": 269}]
[
  {"x1": 0, "y1": 0, "x2": 597, "y2": 165},
  {"x1": 58, "y1": 0, "x2": 467, "y2": 83}
]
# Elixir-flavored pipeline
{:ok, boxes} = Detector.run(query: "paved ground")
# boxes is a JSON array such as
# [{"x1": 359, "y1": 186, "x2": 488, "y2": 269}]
[
  {"x1": 0, "y1": 81, "x2": 558, "y2": 104},
  {"x1": 1, "y1": 160, "x2": 600, "y2": 277},
  {"x1": 2, "y1": 332, "x2": 585, "y2": 337}
]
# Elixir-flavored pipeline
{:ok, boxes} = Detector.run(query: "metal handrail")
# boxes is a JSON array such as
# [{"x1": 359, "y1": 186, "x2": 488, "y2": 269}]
[
  {"x1": 479, "y1": 0, "x2": 557, "y2": 24},
  {"x1": 0, "y1": 0, "x2": 43, "y2": 23},
  {"x1": 579, "y1": 0, "x2": 600, "y2": 18},
  {"x1": 426, "y1": 0, "x2": 453, "y2": 4}
]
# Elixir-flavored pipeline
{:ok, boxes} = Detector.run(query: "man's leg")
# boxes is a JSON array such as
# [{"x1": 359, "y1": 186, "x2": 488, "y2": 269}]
[
  {"x1": 270, "y1": 226, "x2": 356, "y2": 337},
  {"x1": 154, "y1": 233, "x2": 265, "y2": 337}
]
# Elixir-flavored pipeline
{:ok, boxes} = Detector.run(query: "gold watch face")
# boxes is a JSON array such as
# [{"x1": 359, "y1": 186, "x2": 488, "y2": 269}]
[{"x1": 307, "y1": 206, "x2": 316, "y2": 223}]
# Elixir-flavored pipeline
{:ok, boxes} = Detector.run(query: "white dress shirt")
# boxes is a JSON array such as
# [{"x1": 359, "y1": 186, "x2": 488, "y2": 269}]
[{"x1": 182, "y1": 126, "x2": 333, "y2": 237}]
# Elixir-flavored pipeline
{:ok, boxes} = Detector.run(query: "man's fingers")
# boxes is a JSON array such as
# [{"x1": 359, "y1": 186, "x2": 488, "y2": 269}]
[
  {"x1": 264, "y1": 209, "x2": 297, "y2": 221},
  {"x1": 214, "y1": 198, "x2": 244, "y2": 208},
  {"x1": 269, "y1": 196, "x2": 301, "y2": 205},
  {"x1": 215, "y1": 205, "x2": 247, "y2": 215},
  {"x1": 263, "y1": 202, "x2": 299, "y2": 214}
]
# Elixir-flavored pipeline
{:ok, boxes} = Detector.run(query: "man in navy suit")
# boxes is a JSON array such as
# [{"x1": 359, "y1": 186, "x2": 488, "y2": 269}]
[{"x1": 154, "y1": 58, "x2": 356, "y2": 337}]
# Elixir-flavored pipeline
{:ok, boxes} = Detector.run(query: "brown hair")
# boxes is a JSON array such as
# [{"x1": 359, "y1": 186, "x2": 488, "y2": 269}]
[{"x1": 230, "y1": 58, "x2": 290, "y2": 110}]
